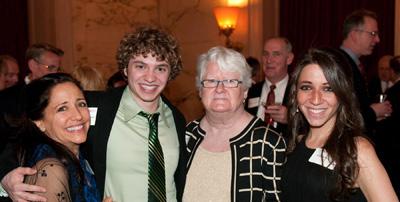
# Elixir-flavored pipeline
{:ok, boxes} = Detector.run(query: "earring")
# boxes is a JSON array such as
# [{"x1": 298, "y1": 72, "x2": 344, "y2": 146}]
[{"x1": 296, "y1": 107, "x2": 299, "y2": 113}]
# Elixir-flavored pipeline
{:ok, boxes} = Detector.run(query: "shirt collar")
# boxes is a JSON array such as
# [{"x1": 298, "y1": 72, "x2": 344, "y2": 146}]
[
  {"x1": 340, "y1": 46, "x2": 360, "y2": 65},
  {"x1": 265, "y1": 74, "x2": 289, "y2": 89},
  {"x1": 24, "y1": 75, "x2": 31, "y2": 84},
  {"x1": 119, "y1": 87, "x2": 171, "y2": 127}
]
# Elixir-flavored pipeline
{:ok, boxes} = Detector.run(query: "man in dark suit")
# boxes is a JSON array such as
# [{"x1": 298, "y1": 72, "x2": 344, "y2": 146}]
[
  {"x1": 376, "y1": 56, "x2": 400, "y2": 195},
  {"x1": 0, "y1": 27, "x2": 187, "y2": 202},
  {"x1": 368, "y1": 55, "x2": 393, "y2": 101},
  {"x1": 339, "y1": 9, "x2": 391, "y2": 134},
  {"x1": 245, "y1": 37, "x2": 294, "y2": 138}
]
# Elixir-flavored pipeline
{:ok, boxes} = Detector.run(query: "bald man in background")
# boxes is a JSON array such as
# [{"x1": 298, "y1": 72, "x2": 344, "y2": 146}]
[{"x1": 368, "y1": 55, "x2": 393, "y2": 101}]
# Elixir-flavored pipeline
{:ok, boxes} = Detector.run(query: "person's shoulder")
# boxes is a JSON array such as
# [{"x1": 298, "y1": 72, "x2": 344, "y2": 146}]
[
  {"x1": 85, "y1": 86, "x2": 124, "y2": 104},
  {"x1": 186, "y1": 119, "x2": 201, "y2": 131},
  {"x1": 161, "y1": 94, "x2": 186, "y2": 121},
  {"x1": 0, "y1": 83, "x2": 25, "y2": 97},
  {"x1": 246, "y1": 81, "x2": 265, "y2": 100},
  {"x1": 387, "y1": 81, "x2": 400, "y2": 93},
  {"x1": 250, "y1": 118, "x2": 286, "y2": 146},
  {"x1": 354, "y1": 136, "x2": 376, "y2": 165},
  {"x1": 249, "y1": 81, "x2": 264, "y2": 91},
  {"x1": 33, "y1": 158, "x2": 65, "y2": 171},
  {"x1": 85, "y1": 86, "x2": 123, "y2": 97},
  {"x1": 26, "y1": 157, "x2": 68, "y2": 184}
]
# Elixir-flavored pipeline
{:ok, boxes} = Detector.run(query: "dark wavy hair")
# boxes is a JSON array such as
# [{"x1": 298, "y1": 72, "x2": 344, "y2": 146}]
[
  {"x1": 116, "y1": 26, "x2": 183, "y2": 80},
  {"x1": 287, "y1": 48, "x2": 367, "y2": 201},
  {"x1": 13, "y1": 73, "x2": 86, "y2": 200}
]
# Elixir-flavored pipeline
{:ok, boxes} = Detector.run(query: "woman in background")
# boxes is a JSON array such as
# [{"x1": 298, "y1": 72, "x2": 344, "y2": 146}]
[
  {"x1": 281, "y1": 48, "x2": 398, "y2": 201},
  {"x1": 71, "y1": 65, "x2": 106, "y2": 91}
]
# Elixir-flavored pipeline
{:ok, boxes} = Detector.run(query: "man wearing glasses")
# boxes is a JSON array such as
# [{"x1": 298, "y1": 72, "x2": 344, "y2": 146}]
[
  {"x1": 0, "y1": 27, "x2": 188, "y2": 202},
  {"x1": 0, "y1": 43, "x2": 63, "y2": 114},
  {"x1": 25, "y1": 43, "x2": 64, "y2": 84},
  {"x1": 339, "y1": 9, "x2": 392, "y2": 136}
]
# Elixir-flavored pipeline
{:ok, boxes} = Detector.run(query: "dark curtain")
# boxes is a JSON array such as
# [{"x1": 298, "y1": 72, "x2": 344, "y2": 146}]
[
  {"x1": 0, "y1": 0, "x2": 29, "y2": 80},
  {"x1": 279, "y1": 0, "x2": 394, "y2": 79}
]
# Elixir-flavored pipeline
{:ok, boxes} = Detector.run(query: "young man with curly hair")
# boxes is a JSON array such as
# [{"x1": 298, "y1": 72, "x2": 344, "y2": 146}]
[{"x1": 0, "y1": 26, "x2": 187, "y2": 202}]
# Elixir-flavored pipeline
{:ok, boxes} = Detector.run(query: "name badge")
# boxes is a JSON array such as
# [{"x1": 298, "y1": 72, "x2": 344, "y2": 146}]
[
  {"x1": 89, "y1": 107, "x2": 98, "y2": 126},
  {"x1": 308, "y1": 148, "x2": 336, "y2": 170},
  {"x1": 247, "y1": 97, "x2": 260, "y2": 108}
]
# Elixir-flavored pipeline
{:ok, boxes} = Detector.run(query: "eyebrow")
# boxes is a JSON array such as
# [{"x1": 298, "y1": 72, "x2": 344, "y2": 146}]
[
  {"x1": 298, "y1": 80, "x2": 330, "y2": 85},
  {"x1": 131, "y1": 60, "x2": 169, "y2": 67},
  {"x1": 53, "y1": 101, "x2": 68, "y2": 109}
]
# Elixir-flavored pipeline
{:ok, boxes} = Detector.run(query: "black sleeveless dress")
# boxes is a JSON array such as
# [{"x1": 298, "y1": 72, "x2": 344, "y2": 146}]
[{"x1": 281, "y1": 139, "x2": 366, "y2": 202}]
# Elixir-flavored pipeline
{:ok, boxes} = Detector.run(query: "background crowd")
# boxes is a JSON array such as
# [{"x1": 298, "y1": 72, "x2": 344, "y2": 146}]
[{"x1": 0, "y1": 8, "x2": 399, "y2": 202}]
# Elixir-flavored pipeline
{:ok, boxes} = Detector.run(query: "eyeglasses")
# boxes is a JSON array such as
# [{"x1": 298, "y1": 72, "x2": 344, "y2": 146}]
[
  {"x1": 201, "y1": 79, "x2": 242, "y2": 88},
  {"x1": 354, "y1": 29, "x2": 379, "y2": 37},
  {"x1": 34, "y1": 59, "x2": 61, "y2": 72}
]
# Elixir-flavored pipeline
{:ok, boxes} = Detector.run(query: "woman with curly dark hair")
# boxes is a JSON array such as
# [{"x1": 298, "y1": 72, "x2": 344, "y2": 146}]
[{"x1": 281, "y1": 48, "x2": 398, "y2": 201}]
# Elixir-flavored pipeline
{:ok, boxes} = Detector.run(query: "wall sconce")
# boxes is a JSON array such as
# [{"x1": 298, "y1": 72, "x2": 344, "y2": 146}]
[{"x1": 213, "y1": 6, "x2": 240, "y2": 50}]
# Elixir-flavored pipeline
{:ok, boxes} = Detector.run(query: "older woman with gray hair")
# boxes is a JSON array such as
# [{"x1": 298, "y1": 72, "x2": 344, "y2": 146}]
[{"x1": 183, "y1": 46, "x2": 286, "y2": 202}]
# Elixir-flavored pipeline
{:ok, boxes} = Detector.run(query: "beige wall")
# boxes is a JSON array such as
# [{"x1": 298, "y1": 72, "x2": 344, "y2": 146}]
[
  {"x1": 396, "y1": 0, "x2": 400, "y2": 55},
  {"x1": 27, "y1": 0, "x2": 278, "y2": 121}
]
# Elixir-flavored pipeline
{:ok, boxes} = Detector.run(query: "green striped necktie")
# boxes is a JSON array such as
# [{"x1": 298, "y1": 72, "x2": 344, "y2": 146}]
[{"x1": 139, "y1": 111, "x2": 166, "y2": 202}]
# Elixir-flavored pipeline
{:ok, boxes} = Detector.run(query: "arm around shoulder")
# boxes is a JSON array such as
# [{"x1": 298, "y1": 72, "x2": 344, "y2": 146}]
[{"x1": 356, "y1": 137, "x2": 398, "y2": 202}]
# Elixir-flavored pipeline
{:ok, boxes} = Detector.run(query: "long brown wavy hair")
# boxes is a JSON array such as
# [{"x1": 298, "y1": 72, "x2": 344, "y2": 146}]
[{"x1": 287, "y1": 48, "x2": 367, "y2": 201}]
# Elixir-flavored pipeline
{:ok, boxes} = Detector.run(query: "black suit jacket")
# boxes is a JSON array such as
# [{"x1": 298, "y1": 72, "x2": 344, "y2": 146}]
[
  {"x1": 375, "y1": 81, "x2": 400, "y2": 193},
  {"x1": 244, "y1": 81, "x2": 290, "y2": 138},
  {"x1": 338, "y1": 49, "x2": 377, "y2": 135},
  {"x1": 376, "y1": 81, "x2": 400, "y2": 147},
  {"x1": 0, "y1": 84, "x2": 27, "y2": 201},
  {"x1": 84, "y1": 87, "x2": 187, "y2": 200},
  {"x1": 0, "y1": 83, "x2": 27, "y2": 152}
]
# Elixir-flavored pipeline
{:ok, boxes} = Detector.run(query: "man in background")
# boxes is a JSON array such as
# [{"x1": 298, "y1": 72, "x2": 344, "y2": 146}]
[
  {"x1": 339, "y1": 9, "x2": 391, "y2": 134},
  {"x1": 0, "y1": 43, "x2": 63, "y2": 115},
  {"x1": 368, "y1": 55, "x2": 393, "y2": 101},
  {"x1": 245, "y1": 37, "x2": 294, "y2": 139},
  {"x1": 0, "y1": 27, "x2": 187, "y2": 202},
  {"x1": 0, "y1": 55, "x2": 19, "y2": 89},
  {"x1": 376, "y1": 56, "x2": 400, "y2": 195}
]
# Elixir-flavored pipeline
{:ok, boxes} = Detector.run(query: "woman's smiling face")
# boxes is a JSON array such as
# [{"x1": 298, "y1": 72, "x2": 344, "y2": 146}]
[{"x1": 297, "y1": 64, "x2": 339, "y2": 130}]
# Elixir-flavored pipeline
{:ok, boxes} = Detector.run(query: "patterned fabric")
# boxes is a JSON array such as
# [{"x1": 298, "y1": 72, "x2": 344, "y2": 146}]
[
  {"x1": 138, "y1": 111, "x2": 166, "y2": 202},
  {"x1": 27, "y1": 144, "x2": 100, "y2": 202},
  {"x1": 185, "y1": 117, "x2": 286, "y2": 202}
]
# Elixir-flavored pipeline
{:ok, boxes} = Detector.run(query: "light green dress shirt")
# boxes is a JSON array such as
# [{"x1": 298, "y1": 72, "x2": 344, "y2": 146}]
[{"x1": 104, "y1": 87, "x2": 179, "y2": 202}]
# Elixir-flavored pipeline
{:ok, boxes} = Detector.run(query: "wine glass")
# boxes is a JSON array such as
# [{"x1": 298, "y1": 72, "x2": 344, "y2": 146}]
[{"x1": 378, "y1": 93, "x2": 387, "y2": 103}]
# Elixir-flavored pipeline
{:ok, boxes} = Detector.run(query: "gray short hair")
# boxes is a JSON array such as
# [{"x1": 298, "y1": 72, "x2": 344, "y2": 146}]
[{"x1": 196, "y1": 46, "x2": 252, "y2": 90}]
